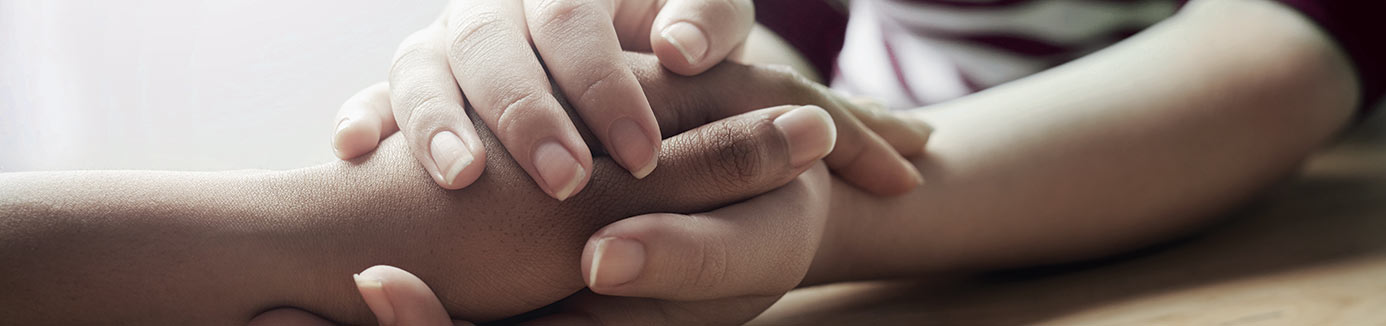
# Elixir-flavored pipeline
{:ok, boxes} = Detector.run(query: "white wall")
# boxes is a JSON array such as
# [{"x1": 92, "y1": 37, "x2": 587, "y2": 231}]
[{"x1": 0, "y1": 0, "x2": 447, "y2": 171}]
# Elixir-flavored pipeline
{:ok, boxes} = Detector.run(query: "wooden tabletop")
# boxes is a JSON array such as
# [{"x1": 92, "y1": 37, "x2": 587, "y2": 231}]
[{"x1": 753, "y1": 112, "x2": 1386, "y2": 325}]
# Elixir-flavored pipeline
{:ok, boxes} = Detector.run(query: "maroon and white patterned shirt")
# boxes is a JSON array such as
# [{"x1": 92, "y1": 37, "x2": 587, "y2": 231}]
[{"x1": 755, "y1": 0, "x2": 1384, "y2": 114}]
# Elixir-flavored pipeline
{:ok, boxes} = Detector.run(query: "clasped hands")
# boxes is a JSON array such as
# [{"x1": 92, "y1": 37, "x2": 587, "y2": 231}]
[{"x1": 251, "y1": 42, "x2": 930, "y2": 326}]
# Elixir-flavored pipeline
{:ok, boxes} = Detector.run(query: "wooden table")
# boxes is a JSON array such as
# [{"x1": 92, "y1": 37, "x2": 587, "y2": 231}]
[{"x1": 752, "y1": 113, "x2": 1386, "y2": 325}]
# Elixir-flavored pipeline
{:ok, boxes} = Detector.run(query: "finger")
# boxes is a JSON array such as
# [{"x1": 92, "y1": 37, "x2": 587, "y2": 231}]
[
  {"x1": 649, "y1": 0, "x2": 755, "y2": 75},
  {"x1": 578, "y1": 105, "x2": 836, "y2": 215},
  {"x1": 584, "y1": 163, "x2": 830, "y2": 300},
  {"x1": 444, "y1": 0, "x2": 594, "y2": 200},
  {"x1": 816, "y1": 93, "x2": 927, "y2": 195},
  {"x1": 522, "y1": 291, "x2": 779, "y2": 326},
  {"x1": 525, "y1": 0, "x2": 662, "y2": 179},
  {"x1": 627, "y1": 58, "x2": 925, "y2": 195},
  {"x1": 845, "y1": 97, "x2": 933, "y2": 157},
  {"x1": 389, "y1": 26, "x2": 487, "y2": 190},
  {"x1": 246, "y1": 308, "x2": 337, "y2": 326},
  {"x1": 333, "y1": 82, "x2": 399, "y2": 160},
  {"x1": 354, "y1": 265, "x2": 474, "y2": 326},
  {"x1": 775, "y1": 70, "x2": 924, "y2": 195}
]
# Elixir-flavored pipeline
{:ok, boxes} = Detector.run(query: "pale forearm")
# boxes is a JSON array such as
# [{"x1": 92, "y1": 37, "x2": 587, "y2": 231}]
[{"x1": 812, "y1": 0, "x2": 1358, "y2": 282}]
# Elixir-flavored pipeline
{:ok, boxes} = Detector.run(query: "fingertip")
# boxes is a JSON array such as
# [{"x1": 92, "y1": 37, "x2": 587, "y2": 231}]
[
  {"x1": 855, "y1": 154, "x2": 925, "y2": 196},
  {"x1": 358, "y1": 265, "x2": 460, "y2": 326},
  {"x1": 896, "y1": 115, "x2": 935, "y2": 157},
  {"x1": 649, "y1": 0, "x2": 754, "y2": 75},
  {"x1": 911, "y1": 116, "x2": 935, "y2": 144},
  {"x1": 608, "y1": 117, "x2": 660, "y2": 179},
  {"x1": 580, "y1": 215, "x2": 667, "y2": 296},
  {"x1": 429, "y1": 130, "x2": 484, "y2": 190},
  {"x1": 654, "y1": 21, "x2": 712, "y2": 75},
  {"x1": 247, "y1": 308, "x2": 338, "y2": 326},
  {"x1": 532, "y1": 140, "x2": 591, "y2": 201},
  {"x1": 901, "y1": 156, "x2": 926, "y2": 189},
  {"x1": 585, "y1": 236, "x2": 647, "y2": 291},
  {"x1": 773, "y1": 105, "x2": 838, "y2": 168},
  {"x1": 354, "y1": 268, "x2": 396, "y2": 326},
  {"x1": 333, "y1": 117, "x2": 383, "y2": 160}
]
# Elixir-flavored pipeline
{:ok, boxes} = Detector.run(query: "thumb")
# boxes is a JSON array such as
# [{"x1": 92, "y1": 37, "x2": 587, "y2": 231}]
[
  {"x1": 354, "y1": 265, "x2": 473, "y2": 326},
  {"x1": 649, "y1": 0, "x2": 755, "y2": 75}
]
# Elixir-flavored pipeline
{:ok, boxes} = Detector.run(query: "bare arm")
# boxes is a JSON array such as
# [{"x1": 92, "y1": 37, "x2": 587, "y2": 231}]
[
  {"x1": 0, "y1": 135, "x2": 606, "y2": 325},
  {"x1": 809, "y1": 0, "x2": 1360, "y2": 282},
  {"x1": 0, "y1": 54, "x2": 858, "y2": 325}
]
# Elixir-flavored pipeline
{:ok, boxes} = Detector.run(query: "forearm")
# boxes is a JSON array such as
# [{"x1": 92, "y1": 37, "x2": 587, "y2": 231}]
[
  {"x1": 0, "y1": 169, "x2": 340, "y2": 325},
  {"x1": 0, "y1": 139, "x2": 464, "y2": 325},
  {"x1": 810, "y1": 0, "x2": 1359, "y2": 282}
]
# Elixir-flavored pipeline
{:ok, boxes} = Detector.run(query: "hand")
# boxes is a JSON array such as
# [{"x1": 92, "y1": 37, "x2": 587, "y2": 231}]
[
  {"x1": 327, "y1": 55, "x2": 876, "y2": 325},
  {"x1": 331, "y1": 0, "x2": 761, "y2": 200},
  {"x1": 336, "y1": 53, "x2": 932, "y2": 197},
  {"x1": 293, "y1": 99, "x2": 844, "y2": 322},
  {"x1": 518, "y1": 162, "x2": 831, "y2": 325},
  {"x1": 248, "y1": 266, "x2": 471, "y2": 326},
  {"x1": 0, "y1": 58, "x2": 929, "y2": 325},
  {"x1": 250, "y1": 161, "x2": 831, "y2": 326}
]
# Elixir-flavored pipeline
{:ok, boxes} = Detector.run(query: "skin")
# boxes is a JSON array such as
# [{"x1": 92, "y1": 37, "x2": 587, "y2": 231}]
[
  {"x1": 4, "y1": 1, "x2": 1360, "y2": 324},
  {"x1": 808, "y1": 0, "x2": 1359, "y2": 283},
  {"x1": 0, "y1": 104, "x2": 817, "y2": 325},
  {"x1": 371, "y1": 0, "x2": 927, "y2": 198},
  {"x1": 377, "y1": 0, "x2": 760, "y2": 195},
  {"x1": 316, "y1": 0, "x2": 1365, "y2": 324},
  {"x1": 0, "y1": 53, "x2": 918, "y2": 325}
]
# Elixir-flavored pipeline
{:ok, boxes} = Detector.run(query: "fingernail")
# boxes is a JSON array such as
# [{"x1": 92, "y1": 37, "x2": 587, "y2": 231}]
[
  {"x1": 353, "y1": 273, "x2": 396, "y2": 325},
  {"x1": 909, "y1": 116, "x2": 935, "y2": 141},
  {"x1": 336, "y1": 117, "x2": 353, "y2": 134},
  {"x1": 609, "y1": 118, "x2": 657, "y2": 179},
  {"x1": 909, "y1": 163, "x2": 925, "y2": 186},
  {"x1": 429, "y1": 131, "x2": 474, "y2": 187},
  {"x1": 533, "y1": 140, "x2": 585, "y2": 200},
  {"x1": 661, "y1": 22, "x2": 709, "y2": 65},
  {"x1": 588, "y1": 237, "x2": 646, "y2": 289},
  {"x1": 773, "y1": 105, "x2": 837, "y2": 167},
  {"x1": 332, "y1": 118, "x2": 352, "y2": 157}
]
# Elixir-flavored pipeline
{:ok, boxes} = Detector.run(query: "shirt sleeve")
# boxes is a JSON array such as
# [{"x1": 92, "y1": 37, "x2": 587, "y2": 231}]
[
  {"x1": 756, "y1": 0, "x2": 1383, "y2": 114},
  {"x1": 753, "y1": 0, "x2": 850, "y2": 78},
  {"x1": 1271, "y1": 0, "x2": 1386, "y2": 115}
]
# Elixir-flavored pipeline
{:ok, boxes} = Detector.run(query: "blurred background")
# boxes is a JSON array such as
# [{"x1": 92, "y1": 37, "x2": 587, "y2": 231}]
[{"x1": 0, "y1": 0, "x2": 447, "y2": 171}]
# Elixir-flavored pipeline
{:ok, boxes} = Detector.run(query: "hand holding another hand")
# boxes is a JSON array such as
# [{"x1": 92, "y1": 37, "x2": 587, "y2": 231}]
[
  {"x1": 280, "y1": 54, "x2": 932, "y2": 325},
  {"x1": 331, "y1": 0, "x2": 761, "y2": 200}
]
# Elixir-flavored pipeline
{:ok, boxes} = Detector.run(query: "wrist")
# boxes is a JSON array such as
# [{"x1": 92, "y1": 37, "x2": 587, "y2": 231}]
[
  {"x1": 249, "y1": 163, "x2": 415, "y2": 324},
  {"x1": 801, "y1": 177, "x2": 884, "y2": 286}
]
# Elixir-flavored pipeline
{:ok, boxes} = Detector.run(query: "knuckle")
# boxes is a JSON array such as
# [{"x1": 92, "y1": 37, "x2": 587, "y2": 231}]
[
  {"x1": 572, "y1": 67, "x2": 623, "y2": 108},
  {"x1": 755, "y1": 64, "x2": 817, "y2": 100},
  {"x1": 389, "y1": 29, "x2": 437, "y2": 72},
  {"x1": 704, "y1": 122, "x2": 772, "y2": 188},
  {"x1": 393, "y1": 84, "x2": 447, "y2": 111},
  {"x1": 446, "y1": 10, "x2": 511, "y2": 65},
  {"x1": 400, "y1": 94, "x2": 455, "y2": 132},
  {"x1": 530, "y1": 0, "x2": 600, "y2": 34},
  {"x1": 489, "y1": 90, "x2": 551, "y2": 137},
  {"x1": 706, "y1": 0, "x2": 751, "y2": 19},
  {"x1": 733, "y1": 0, "x2": 756, "y2": 16},
  {"x1": 679, "y1": 233, "x2": 730, "y2": 294}
]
